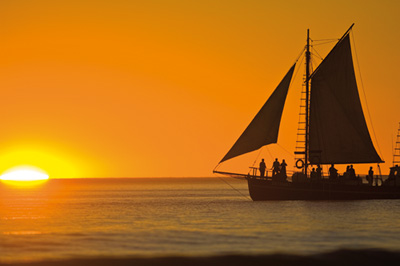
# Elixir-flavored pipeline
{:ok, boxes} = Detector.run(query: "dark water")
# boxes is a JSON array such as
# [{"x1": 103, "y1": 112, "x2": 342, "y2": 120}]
[{"x1": 1, "y1": 178, "x2": 399, "y2": 263}]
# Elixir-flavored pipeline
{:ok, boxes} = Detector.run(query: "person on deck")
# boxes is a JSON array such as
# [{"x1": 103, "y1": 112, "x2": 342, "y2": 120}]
[
  {"x1": 329, "y1": 164, "x2": 338, "y2": 179},
  {"x1": 344, "y1": 165, "x2": 350, "y2": 179},
  {"x1": 389, "y1": 166, "x2": 396, "y2": 179},
  {"x1": 386, "y1": 165, "x2": 398, "y2": 186},
  {"x1": 349, "y1": 165, "x2": 356, "y2": 179},
  {"x1": 272, "y1": 158, "x2": 280, "y2": 177},
  {"x1": 280, "y1": 159, "x2": 287, "y2": 180},
  {"x1": 310, "y1": 168, "x2": 317, "y2": 180},
  {"x1": 259, "y1": 159, "x2": 266, "y2": 178},
  {"x1": 368, "y1": 167, "x2": 374, "y2": 186},
  {"x1": 316, "y1": 164, "x2": 322, "y2": 180}
]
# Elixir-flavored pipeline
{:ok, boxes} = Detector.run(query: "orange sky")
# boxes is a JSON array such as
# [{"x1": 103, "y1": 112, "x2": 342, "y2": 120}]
[{"x1": 0, "y1": 0, "x2": 399, "y2": 178}]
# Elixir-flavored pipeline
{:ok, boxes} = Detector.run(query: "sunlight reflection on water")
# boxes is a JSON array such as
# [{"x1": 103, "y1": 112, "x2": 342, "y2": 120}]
[{"x1": 1, "y1": 178, "x2": 400, "y2": 262}]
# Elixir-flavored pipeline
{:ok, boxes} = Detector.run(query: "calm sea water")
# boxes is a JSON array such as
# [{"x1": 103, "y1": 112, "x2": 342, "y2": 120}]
[{"x1": 1, "y1": 177, "x2": 400, "y2": 263}]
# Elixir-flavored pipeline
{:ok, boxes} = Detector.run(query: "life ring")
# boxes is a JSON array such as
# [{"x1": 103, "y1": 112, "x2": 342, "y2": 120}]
[{"x1": 295, "y1": 159, "x2": 305, "y2": 169}]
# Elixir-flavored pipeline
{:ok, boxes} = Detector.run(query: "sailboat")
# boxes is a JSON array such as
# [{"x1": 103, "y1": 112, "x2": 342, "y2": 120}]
[{"x1": 214, "y1": 24, "x2": 400, "y2": 200}]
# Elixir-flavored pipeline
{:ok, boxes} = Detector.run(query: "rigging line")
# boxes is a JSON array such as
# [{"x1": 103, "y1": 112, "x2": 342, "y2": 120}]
[
  {"x1": 277, "y1": 143, "x2": 295, "y2": 159},
  {"x1": 217, "y1": 176, "x2": 251, "y2": 201},
  {"x1": 312, "y1": 40, "x2": 339, "y2": 46},
  {"x1": 249, "y1": 147, "x2": 264, "y2": 174},
  {"x1": 293, "y1": 45, "x2": 306, "y2": 65},
  {"x1": 265, "y1": 147, "x2": 275, "y2": 173},
  {"x1": 265, "y1": 146, "x2": 274, "y2": 162},
  {"x1": 310, "y1": 57, "x2": 321, "y2": 69},
  {"x1": 311, "y1": 47, "x2": 324, "y2": 60},
  {"x1": 213, "y1": 163, "x2": 221, "y2": 172},
  {"x1": 312, "y1": 38, "x2": 339, "y2": 42},
  {"x1": 266, "y1": 146, "x2": 274, "y2": 161},
  {"x1": 351, "y1": 30, "x2": 383, "y2": 159},
  {"x1": 377, "y1": 163, "x2": 382, "y2": 180},
  {"x1": 293, "y1": 49, "x2": 305, "y2": 84},
  {"x1": 310, "y1": 52, "x2": 323, "y2": 62}
]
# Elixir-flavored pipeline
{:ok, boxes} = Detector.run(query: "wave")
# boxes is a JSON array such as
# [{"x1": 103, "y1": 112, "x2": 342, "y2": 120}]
[{"x1": 1, "y1": 249, "x2": 400, "y2": 266}]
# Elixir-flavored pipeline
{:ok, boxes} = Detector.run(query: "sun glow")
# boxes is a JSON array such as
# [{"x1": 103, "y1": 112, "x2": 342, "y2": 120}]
[
  {"x1": 0, "y1": 146, "x2": 82, "y2": 179},
  {"x1": 0, "y1": 167, "x2": 49, "y2": 181}
]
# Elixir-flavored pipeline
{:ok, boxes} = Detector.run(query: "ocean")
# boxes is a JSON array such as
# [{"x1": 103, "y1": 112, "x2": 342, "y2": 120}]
[{"x1": 1, "y1": 178, "x2": 400, "y2": 265}]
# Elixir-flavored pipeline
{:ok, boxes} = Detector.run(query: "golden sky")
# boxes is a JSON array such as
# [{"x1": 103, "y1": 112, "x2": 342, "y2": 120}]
[{"x1": 0, "y1": 0, "x2": 399, "y2": 178}]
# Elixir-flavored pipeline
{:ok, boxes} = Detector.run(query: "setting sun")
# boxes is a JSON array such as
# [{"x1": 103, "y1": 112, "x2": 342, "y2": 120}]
[{"x1": 0, "y1": 167, "x2": 49, "y2": 181}]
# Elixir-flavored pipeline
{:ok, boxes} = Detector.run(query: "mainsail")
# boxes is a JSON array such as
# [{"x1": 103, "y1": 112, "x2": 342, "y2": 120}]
[
  {"x1": 219, "y1": 64, "x2": 295, "y2": 163},
  {"x1": 309, "y1": 34, "x2": 382, "y2": 164}
]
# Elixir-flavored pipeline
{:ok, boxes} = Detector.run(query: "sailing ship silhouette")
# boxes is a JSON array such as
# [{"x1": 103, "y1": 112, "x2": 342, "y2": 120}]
[{"x1": 214, "y1": 24, "x2": 400, "y2": 200}]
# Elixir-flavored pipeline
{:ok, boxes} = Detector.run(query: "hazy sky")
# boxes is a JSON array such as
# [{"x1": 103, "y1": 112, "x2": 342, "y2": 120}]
[{"x1": 0, "y1": 0, "x2": 399, "y2": 177}]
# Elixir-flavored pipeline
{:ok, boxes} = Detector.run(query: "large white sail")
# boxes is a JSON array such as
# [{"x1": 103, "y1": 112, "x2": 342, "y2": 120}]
[
  {"x1": 309, "y1": 34, "x2": 382, "y2": 164},
  {"x1": 219, "y1": 64, "x2": 295, "y2": 163}
]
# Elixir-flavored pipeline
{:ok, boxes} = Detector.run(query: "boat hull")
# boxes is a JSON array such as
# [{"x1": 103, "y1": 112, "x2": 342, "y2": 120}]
[{"x1": 248, "y1": 178, "x2": 400, "y2": 201}]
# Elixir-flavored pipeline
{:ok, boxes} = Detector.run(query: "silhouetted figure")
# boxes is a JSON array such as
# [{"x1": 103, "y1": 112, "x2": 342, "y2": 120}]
[
  {"x1": 389, "y1": 166, "x2": 396, "y2": 179},
  {"x1": 310, "y1": 168, "x2": 317, "y2": 180},
  {"x1": 316, "y1": 164, "x2": 322, "y2": 179},
  {"x1": 344, "y1": 165, "x2": 350, "y2": 179},
  {"x1": 349, "y1": 165, "x2": 356, "y2": 179},
  {"x1": 386, "y1": 165, "x2": 399, "y2": 186},
  {"x1": 396, "y1": 165, "x2": 400, "y2": 177},
  {"x1": 259, "y1": 159, "x2": 266, "y2": 178},
  {"x1": 368, "y1": 167, "x2": 374, "y2": 186},
  {"x1": 329, "y1": 164, "x2": 338, "y2": 179},
  {"x1": 272, "y1": 158, "x2": 280, "y2": 177},
  {"x1": 280, "y1": 159, "x2": 287, "y2": 180}
]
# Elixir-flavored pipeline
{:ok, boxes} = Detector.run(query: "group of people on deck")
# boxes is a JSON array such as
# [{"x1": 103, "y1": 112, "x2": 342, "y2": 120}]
[
  {"x1": 258, "y1": 158, "x2": 287, "y2": 180},
  {"x1": 325, "y1": 164, "x2": 375, "y2": 185},
  {"x1": 310, "y1": 164, "x2": 323, "y2": 180},
  {"x1": 258, "y1": 159, "x2": 376, "y2": 185},
  {"x1": 328, "y1": 164, "x2": 358, "y2": 179}
]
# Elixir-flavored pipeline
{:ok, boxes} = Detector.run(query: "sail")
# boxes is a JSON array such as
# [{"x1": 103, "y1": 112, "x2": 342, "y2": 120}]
[
  {"x1": 220, "y1": 64, "x2": 295, "y2": 163},
  {"x1": 309, "y1": 34, "x2": 382, "y2": 164}
]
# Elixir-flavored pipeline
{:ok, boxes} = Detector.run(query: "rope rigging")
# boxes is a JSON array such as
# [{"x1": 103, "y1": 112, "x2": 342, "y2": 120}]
[{"x1": 217, "y1": 176, "x2": 251, "y2": 201}]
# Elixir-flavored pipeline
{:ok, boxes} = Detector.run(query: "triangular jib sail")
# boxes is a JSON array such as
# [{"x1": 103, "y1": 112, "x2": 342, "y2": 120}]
[
  {"x1": 309, "y1": 34, "x2": 382, "y2": 164},
  {"x1": 219, "y1": 64, "x2": 296, "y2": 163}
]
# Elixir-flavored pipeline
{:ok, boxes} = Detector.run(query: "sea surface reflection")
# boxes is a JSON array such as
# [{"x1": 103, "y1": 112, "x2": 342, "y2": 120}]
[{"x1": 1, "y1": 178, "x2": 400, "y2": 262}]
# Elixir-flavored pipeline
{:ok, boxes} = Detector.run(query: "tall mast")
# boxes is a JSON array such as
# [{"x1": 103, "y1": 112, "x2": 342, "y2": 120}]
[
  {"x1": 305, "y1": 29, "x2": 310, "y2": 177},
  {"x1": 394, "y1": 122, "x2": 400, "y2": 166}
]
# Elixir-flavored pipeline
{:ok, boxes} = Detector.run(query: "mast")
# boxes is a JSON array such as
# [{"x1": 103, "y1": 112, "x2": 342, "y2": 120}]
[
  {"x1": 394, "y1": 122, "x2": 400, "y2": 166},
  {"x1": 305, "y1": 29, "x2": 310, "y2": 177}
]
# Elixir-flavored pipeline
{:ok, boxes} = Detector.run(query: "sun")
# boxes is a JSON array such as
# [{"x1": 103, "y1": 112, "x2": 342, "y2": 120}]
[{"x1": 0, "y1": 166, "x2": 49, "y2": 181}]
